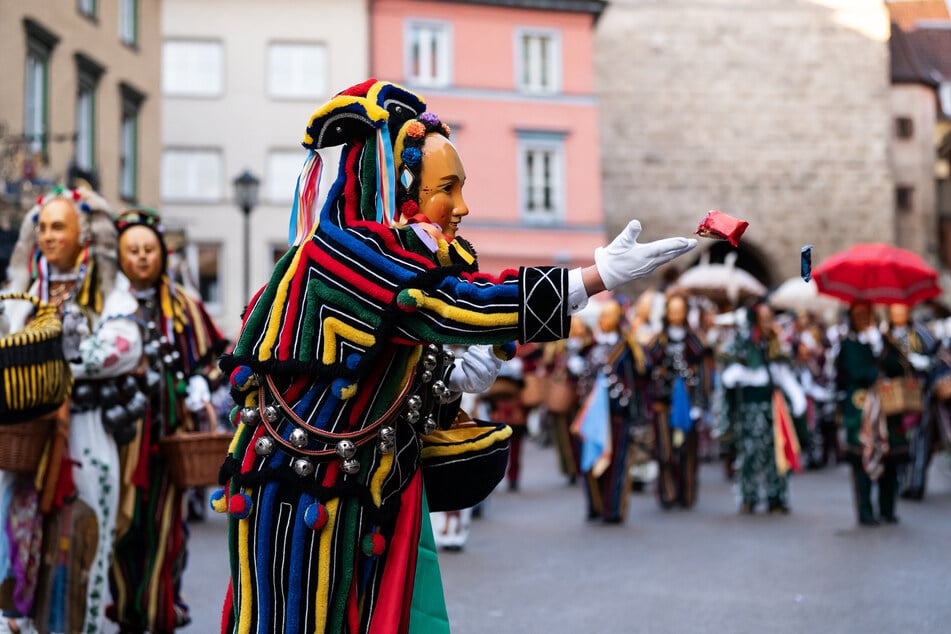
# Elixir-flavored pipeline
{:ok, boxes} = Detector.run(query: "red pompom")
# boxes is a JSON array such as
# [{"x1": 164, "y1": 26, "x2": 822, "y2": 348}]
[
  {"x1": 362, "y1": 532, "x2": 386, "y2": 557},
  {"x1": 400, "y1": 200, "x2": 419, "y2": 217}
]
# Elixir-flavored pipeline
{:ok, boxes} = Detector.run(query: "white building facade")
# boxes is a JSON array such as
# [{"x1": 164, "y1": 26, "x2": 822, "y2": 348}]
[{"x1": 161, "y1": 0, "x2": 369, "y2": 337}]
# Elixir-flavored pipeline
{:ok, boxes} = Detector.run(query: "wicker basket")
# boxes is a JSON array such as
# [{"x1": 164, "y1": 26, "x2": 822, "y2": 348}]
[
  {"x1": 876, "y1": 376, "x2": 923, "y2": 416},
  {"x1": 0, "y1": 415, "x2": 56, "y2": 473},
  {"x1": 160, "y1": 431, "x2": 234, "y2": 488}
]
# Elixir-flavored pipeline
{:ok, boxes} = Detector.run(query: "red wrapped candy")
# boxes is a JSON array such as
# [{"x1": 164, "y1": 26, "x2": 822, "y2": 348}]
[{"x1": 695, "y1": 210, "x2": 749, "y2": 247}]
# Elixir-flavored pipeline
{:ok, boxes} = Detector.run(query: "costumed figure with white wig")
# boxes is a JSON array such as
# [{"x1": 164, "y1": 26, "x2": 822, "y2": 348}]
[
  {"x1": 214, "y1": 79, "x2": 695, "y2": 633},
  {"x1": 719, "y1": 302, "x2": 805, "y2": 514},
  {"x1": 0, "y1": 187, "x2": 142, "y2": 634},
  {"x1": 107, "y1": 208, "x2": 227, "y2": 634},
  {"x1": 884, "y1": 303, "x2": 938, "y2": 500},
  {"x1": 646, "y1": 292, "x2": 707, "y2": 509}
]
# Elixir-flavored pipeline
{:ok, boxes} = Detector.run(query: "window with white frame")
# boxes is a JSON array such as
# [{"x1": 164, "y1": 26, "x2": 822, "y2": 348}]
[
  {"x1": 518, "y1": 133, "x2": 565, "y2": 223},
  {"x1": 24, "y1": 22, "x2": 58, "y2": 158},
  {"x1": 161, "y1": 149, "x2": 223, "y2": 202},
  {"x1": 75, "y1": 55, "x2": 103, "y2": 173},
  {"x1": 517, "y1": 29, "x2": 559, "y2": 94},
  {"x1": 405, "y1": 21, "x2": 451, "y2": 87},
  {"x1": 266, "y1": 150, "x2": 305, "y2": 203},
  {"x1": 119, "y1": 0, "x2": 137, "y2": 46},
  {"x1": 162, "y1": 40, "x2": 223, "y2": 97},
  {"x1": 267, "y1": 42, "x2": 327, "y2": 99},
  {"x1": 75, "y1": 87, "x2": 94, "y2": 170}
]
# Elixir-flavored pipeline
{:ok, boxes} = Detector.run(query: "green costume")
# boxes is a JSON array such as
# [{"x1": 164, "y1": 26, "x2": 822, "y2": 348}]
[{"x1": 835, "y1": 333, "x2": 910, "y2": 525}]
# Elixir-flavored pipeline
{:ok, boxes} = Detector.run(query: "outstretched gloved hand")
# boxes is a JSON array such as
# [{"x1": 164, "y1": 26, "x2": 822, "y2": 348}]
[
  {"x1": 449, "y1": 344, "x2": 503, "y2": 394},
  {"x1": 594, "y1": 220, "x2": 697, "y2": 291}
]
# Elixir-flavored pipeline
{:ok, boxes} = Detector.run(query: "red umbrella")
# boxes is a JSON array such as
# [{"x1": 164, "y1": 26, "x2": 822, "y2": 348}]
[{"x1": 812, "y1": 243, "x2": 940, "y2": 306}]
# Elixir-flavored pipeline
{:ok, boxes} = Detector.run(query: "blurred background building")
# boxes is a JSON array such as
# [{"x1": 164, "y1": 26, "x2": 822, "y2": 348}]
[
  {"x1": 0, "y1": 0, "x2": 161, "y2": 280},
  {"x1": 2, "y1": 0, "x2": 951, "y2": 335},
  {"x1": 371, "y1": 0, "x2": 608, "y2": 274}
]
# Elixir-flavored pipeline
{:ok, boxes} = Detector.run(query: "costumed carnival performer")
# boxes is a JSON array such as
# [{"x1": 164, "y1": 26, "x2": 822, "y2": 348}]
[
  {"x1": 647, "y1": 292, "x2": 707, "y2": 509},
  {"x1": 572, "y1": 299, "x2": 649, "y2": 524},
  {"x1": 0, "y1": 187, "x2": 142, "y2": 634},
  {"x1": 214, "y1": 79, "x2": 696, "y2": 634},
  {"x1": 542, "y1": 315, "x2": 591, "y2": 484},
  {"x1": 835, "y1": 301, "x2": 911, "y2": 526},
  {"x1": 884, "y1": 303, "x2": 937, "y2": 500},
  {"x1": 107, "y1": 208, "x2": 227, "y2": 633},
  {"x1": 719, "y1": 302, "x2": 805, "y2": 515}
]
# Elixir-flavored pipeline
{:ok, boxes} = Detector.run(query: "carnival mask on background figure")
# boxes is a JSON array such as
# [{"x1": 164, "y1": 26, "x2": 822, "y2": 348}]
[
  {"x1": 118, "y1": 225, "x2": 165, "y2": 290},
  {"x1": 37, "y1": 198, "x2": 89, "y2": 360}
]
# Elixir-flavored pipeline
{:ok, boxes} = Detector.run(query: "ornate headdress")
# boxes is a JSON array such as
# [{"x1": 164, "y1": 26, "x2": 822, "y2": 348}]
[{"x1": 8, "y1": 186, "x2": 117, "y2": 312}]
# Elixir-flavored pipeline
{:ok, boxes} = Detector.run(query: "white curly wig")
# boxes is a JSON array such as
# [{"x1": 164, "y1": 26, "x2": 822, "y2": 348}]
[{"x1": 7, "y1": 187, "x2": 118, "y2": 301}]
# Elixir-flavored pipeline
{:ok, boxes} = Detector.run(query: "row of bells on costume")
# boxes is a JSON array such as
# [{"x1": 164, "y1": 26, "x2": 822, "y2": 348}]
[
  {"x1": 239, "y1": 344, "x2": 457, "y2": 478},
  {"x1": 71, "y1": 333, "x2": 185, "y2": 446}
]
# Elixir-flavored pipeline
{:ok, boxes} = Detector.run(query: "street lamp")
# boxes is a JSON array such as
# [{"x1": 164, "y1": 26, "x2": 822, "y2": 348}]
[{"x1": 232, "y1": 169, "x2": 260, "y2": 305}]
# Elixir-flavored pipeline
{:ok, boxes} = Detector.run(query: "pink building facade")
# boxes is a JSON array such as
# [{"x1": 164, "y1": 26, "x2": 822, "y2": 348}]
[{"x1": 371, "y1": 0, "x2": 607, "y2": 273}]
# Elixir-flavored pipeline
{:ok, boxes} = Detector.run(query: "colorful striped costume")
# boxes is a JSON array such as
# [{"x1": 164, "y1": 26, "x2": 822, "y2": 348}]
[
  {"x1": 109, "y1": 277, "x2": 226, "y2": 633},
  {"x1": 216, "y1": 81, "x2": 572, "y2": 633}
]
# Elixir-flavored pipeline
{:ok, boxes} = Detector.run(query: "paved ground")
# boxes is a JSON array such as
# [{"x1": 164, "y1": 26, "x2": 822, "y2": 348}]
[{"x1": 112, "y1": 443, "x2": 951, "y2": 633}]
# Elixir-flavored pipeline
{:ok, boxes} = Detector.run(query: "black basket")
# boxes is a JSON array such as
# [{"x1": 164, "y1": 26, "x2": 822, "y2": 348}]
[{"x1": 0, "y1": 293, "x2": 72, "y2": 424}]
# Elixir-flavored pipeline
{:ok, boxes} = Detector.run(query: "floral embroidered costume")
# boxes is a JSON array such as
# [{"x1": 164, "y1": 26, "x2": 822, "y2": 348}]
[{"x1": 0, "y1": 188, "x2": 143, "y2": 634}]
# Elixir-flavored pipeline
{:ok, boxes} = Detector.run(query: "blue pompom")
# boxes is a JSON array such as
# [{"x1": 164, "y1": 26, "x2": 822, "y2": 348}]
[{"x1": 401, "y1": 147, "x2": 422, "y2": 167}]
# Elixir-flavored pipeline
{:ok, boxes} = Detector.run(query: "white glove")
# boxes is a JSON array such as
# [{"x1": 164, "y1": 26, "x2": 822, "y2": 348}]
[
  {"x1": 449, "y1": 345, "x2": 503, "y2": 394},
  {"x1": 567, "y1": 355, "x2": 586, "y2": 377},
  {"x1": 908, "y1": 352, "x2": 931, "y2": 372},
  {"x1": 860, "y1": 326, "x2": 883, "y2": 356},
  {"x1": 185, "y1": 374, "x2": 211, "y2": 413},
  {"x1": 594, "y1": 220, "x2": 697, "y2": 290}
]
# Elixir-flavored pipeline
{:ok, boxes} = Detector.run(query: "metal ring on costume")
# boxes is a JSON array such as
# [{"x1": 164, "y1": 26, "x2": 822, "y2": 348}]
[{"x1": 253, "y1": 374, "x2": 413, "y2": 457}]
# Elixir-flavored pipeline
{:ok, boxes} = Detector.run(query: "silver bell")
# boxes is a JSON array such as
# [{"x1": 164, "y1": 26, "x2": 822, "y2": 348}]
[
  {"x1": 432, "y1": 380, "x2": 450, "y2": 403},
  {"x1": 240, "y1": 407, "x2": 261, "y2": 425},
  {"x1": 440, "y1": 351, "x2": 455, "y2": 366},
  {"x1": 263, "y1": 405, "x2": 281, "y2": 423},
  {"x1": 254, "y1": 436, "x2": 275, "y2": 456},
  {"x1": 292, "y1": 458, "x2": 314, "y2": 477},
  {"x1": 406, "y1": 395, "x2": 422, "y2": 411},
  {"x1": 426, "y1": 344, "x2": 439, "y2": 355},
  {"x1": 377, "y1": 441, "x2": 394, "y2": 454},
  {"x1": 162, "y1": 354, "x2": 175, "y2": 365},
  {"x1": 289, "y1": 427, "x2": 309, "y2": 448},
  {"x1": 423, "y1": 354, "x2": 438, "y2": 371},
  {"x1": 379, "y1": 426, "x2": 396, "y2": 445},
  {"x1": 341, "y1": 458, "x2": 361, "y2": 475},
  {"x1": 420, "y1": 370, "x2": 433, "y2": 383},
  {"x1": 421, "y1": 416, "x2": 437, "y2": 435},
  {"x1": 404, "y1": 409, "x2": 421, "y2": 424},
  {"x1": 336, "y1": 440, "x2": 357, "y2": 459}
]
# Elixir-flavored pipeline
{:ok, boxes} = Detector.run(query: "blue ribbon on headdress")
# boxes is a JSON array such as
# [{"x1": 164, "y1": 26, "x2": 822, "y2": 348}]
[
  {"x1": 287, "y1": 151, "x2": 323, "y2": 246},
  {"x1": 375, "y1": 128, "x2": 396, "y2": 227}
]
